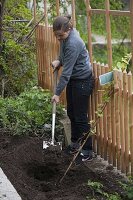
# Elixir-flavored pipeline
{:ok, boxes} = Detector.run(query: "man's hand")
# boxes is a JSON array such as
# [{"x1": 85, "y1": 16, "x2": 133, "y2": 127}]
[
  {"x1": 51, "y1": 60, "x2": 60, "y2": 69},
  {"x1": 52, "y1": 95, "x2": 60, "y2": 103}
]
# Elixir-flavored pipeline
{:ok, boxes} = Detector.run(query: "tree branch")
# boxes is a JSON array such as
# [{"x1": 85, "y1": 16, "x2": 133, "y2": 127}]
[{"x1": 16, "y1": 15, "x2": 45, "y2": 43}]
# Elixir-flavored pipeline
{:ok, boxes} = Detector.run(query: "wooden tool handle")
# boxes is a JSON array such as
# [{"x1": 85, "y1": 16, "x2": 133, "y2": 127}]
[{"x1": 53, "y1": 69, "x2": 58, "y2": 94}]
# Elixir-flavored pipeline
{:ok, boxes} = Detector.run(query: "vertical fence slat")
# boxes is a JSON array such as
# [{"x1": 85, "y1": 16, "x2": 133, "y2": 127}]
[
  {"x1": 36, "y1": 27, "x2": 41, "y2": 86},
  {"x1": 115, "y1": 90, "x2": 121, "y2": 170},
  {"x1": 114, "y1": 70, "x2": 121, "y2": 169},
  {"x1": 118, "y1": 71, "x2": 126, "y2": 173},
  {"x1": 103, "y1": 65, "x2": 109, "y2": 160},
  {"x1": 44, "y1": 26, "x2": 47, "y2": 87},
  {"x1": 40, "y1": 26, "x2": 44, "y2": 87},
  {"x1": 128, "y1": 72, "x2": 133, "y2": 175},
  {"x1": 123, "y1": 70, "x2": 129, "y2": 174},
  {"x1": 99, "y1": 88, "x2": 104, "y2": 157},
  {"x1": 46, "y1": 27, "x2": 50, "y2": 89},
  {"x1": 93, "y1": 62, "x2": 98, "y2": 153},
  {"x1": 48, "y1": 27, "x2": 52, "y2": 90},
  {"x1": 49, "y1": 28, "x2": 53, "y2": 91},
  {"x1": 39, "y1": 26, "x2": 43, "y2": 85},
  {"x1": 91, "y1": 63, "x2": 96, "y2": 121},
  {"x1": 107, "y1": 90, "x2": 112, "y2": 164},
  {"x1": 41, "y1": 26, "x2": 45, "y2": 87},
  {"x1": 112, "y1": 71, "x2": 117, "y2": 167},
  {"x1": 131, "y1": 93, "x2": 133, "y2": 175},
  {"x1": 97, "y1": 63, "x2": 102, "y2": 155},
  {"x1": 50, "y1": 29, "x2": 54, "y2": 91},
  {"x1": 100, "y1": 64, "x2": 105, "y2": 158},
  {"x1": 44, "y1": 26, "x2": 48, "y2": 88}
]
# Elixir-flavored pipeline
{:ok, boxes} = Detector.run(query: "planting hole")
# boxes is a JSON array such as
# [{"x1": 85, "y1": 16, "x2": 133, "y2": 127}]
[{"x1": 27, "y1": 162, "x2": 59, "y2": 181}]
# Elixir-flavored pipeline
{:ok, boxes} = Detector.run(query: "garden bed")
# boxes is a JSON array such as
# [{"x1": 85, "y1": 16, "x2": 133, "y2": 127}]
[{"x1": 0, "y1": 131, "x2": 127, "y2": 200}]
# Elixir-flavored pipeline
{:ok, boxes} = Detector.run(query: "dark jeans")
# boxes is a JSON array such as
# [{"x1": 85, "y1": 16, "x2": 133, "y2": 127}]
[{"x1": 66, "y1": 74, "x2": 94, "y2": 151}]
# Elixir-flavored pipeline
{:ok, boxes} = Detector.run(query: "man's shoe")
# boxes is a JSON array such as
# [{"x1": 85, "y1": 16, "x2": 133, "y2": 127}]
[
  {"x1": 74, "y1": 152, "x2": 93, "y2": 166},
  {"x1": 82, "y1": 154, "x2": 93, "y2": 162}
]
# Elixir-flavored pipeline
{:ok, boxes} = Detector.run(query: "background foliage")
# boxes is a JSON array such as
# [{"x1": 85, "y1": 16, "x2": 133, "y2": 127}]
[
  {"x1": 0, "y1": 0, "x2": 37, "y2": 96},
  {"x1": 75, "y1": 0, "x2": 131, "y2": 66},
  {"x1": 75, "y1": 0, "x2": 130, "y2": 40},
  {"x1": 44, "y1": 0, "x2": 131, "y2": 67}
]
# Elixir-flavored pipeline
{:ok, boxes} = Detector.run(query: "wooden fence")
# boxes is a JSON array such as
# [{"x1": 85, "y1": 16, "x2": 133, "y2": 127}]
[
  {"x1": 35, "y1": 25, "x2": 67, "y2": 105},
  {"x1": 92, "y1": 63, "x2": 133, "y2": 176},
  {"x1": 36, "y1": 25, "x2": 133, "y2": 176},
  {"x1": 34, "y1": 0, "x2": 133, "y2": 176},
  {"x1": 36, "y1": 26, "x2": 58, "y2": 90}
]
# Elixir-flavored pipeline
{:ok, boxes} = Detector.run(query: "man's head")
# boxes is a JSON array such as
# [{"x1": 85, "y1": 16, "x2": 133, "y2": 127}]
[{"x1": 53, "y1": 15, "x2": 73, "y2": 41}]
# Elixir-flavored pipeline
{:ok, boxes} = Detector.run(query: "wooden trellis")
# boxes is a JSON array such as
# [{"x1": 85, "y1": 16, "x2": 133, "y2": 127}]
[{"x1": 34, "y1": 0, "x2": 133, "y2": 69}]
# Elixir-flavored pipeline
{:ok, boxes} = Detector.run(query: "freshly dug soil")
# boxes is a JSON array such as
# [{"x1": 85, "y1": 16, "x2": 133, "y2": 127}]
[{"x1": 0, "y1": 131, "x2": 127, "y2": 200}]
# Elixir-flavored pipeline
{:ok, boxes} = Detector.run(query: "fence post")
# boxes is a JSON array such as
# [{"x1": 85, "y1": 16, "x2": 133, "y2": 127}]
[
  {"x1": 44, "y1": 0, "x2": 48, "y2": 26},
  {"x1": 130, "y1": 0, "x2": 133, "y2": 71},
  {"x1": 105, "y1": 0, "x2": 112, "y2": 69},
  {"x1": 71, "y1": 0, "x2": 76, "y2": 28},
  {"x1": 56, "y1": 0, "x2": 60, "y2": 16},
  {"x1": 86, "y1": 0, "x2": 93, "y2": 64},
  {"x1": 123, "y1": 70, "x2": 129, "y2": 174},
  {"x1": 33, "y1": 0, "x2": 36, "y2": 23}
]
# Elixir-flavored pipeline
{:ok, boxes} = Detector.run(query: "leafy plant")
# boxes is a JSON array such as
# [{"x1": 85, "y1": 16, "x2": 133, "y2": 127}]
[
  {"x1": 115, "y1": 53, "x2": 132, "y2": 72},
  {"x1": 87, "y1": 180, "x2": 121, "y2": 200},
  {"x1": 120, "y1": 177, "x2": 133, "y2": 200},
  {"x1": 0, "y1": 87, "x2": 64, "y2": 136},
  {"x1": 87, "y1": 180, "x2": 108, "y2": 197}
]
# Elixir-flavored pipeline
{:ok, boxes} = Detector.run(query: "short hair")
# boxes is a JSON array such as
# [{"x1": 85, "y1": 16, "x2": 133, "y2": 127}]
[{"x1": 53, "y1": 15, "x2": 73, "y2": 32}]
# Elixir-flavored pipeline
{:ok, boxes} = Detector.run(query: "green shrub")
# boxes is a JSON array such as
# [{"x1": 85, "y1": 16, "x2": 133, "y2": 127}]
[
  {"x1": 120, "y1": 177, "x2": 133, "y2": 200},
  {"x1": 0, "y1": 87, "x2": 64, "y2": 136},
  {"x1": 87, "y1": 180, "x2": 121, "y2": 200}
]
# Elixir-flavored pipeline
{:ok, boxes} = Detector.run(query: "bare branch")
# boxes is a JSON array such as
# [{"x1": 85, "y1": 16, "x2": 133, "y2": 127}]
[{"x1": 16, "y1": 15, "x2": 45, "y2": 43}]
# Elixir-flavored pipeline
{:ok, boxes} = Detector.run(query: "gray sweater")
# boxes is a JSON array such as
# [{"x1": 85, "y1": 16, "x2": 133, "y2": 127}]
[{"x1": 55, "y1": 29, "x2": 92, "y2": 96}]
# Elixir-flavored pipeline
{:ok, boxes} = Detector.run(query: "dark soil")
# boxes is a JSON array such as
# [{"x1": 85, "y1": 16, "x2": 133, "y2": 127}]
[{"x1": 0, "y1": 131, "x2": 127, "y2": 200}]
